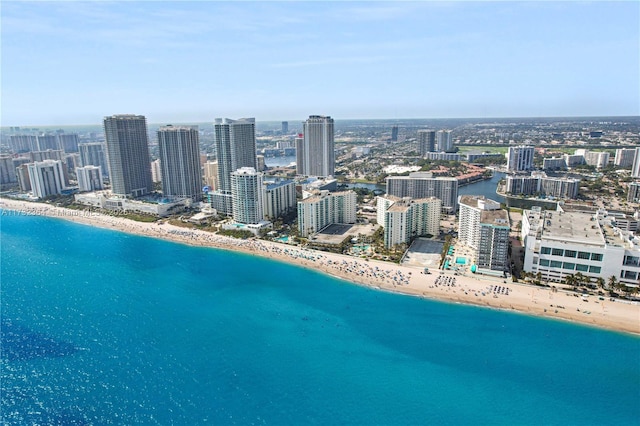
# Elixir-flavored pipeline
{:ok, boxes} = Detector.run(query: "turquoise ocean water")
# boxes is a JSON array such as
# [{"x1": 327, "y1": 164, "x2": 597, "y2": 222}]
[{"x1": 1, "y1": 212, "x2": 639, "y2": 425}]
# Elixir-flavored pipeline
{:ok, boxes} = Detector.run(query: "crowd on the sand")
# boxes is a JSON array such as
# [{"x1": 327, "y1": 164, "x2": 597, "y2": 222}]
[{"x1": 164, "y1": 228, "x2": 412, "y2": 287}]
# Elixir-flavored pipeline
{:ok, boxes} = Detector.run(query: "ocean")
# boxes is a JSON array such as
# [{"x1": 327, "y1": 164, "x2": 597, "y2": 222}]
[{"x1": 1, "y1": 212, "x2": 639, "y2": 425}]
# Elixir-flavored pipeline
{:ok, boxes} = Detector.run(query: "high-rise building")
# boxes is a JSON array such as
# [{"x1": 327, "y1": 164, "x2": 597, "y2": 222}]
[
  {"x1": 30, "y1": 150, "x2": 63, "y2": 162},
  {"x1": 264, "y1": 179, "x2": 296, "y2": 220},
  {"x1": 377, "y1": 195, "x2": 441, "y2": 249},
  {"x1": 16, "y1": 164, "x2": 31, "y2": 191},
  {"x1": 631, "y1": 148, "x2": 640, "y2": 178},
  {"x1": 76, "y1": 165, "x2": 104, "y2": 192},
  {"x1": 437, "y1": 130, "x2": 454, "y2": 153},
  {"x1": 157, "y1": 125, "x2": 202, "y2": 202},
  {"x1": 391, "y1": 125, "x2": 398, "y2": 142},
  {"x1": 296, "y1": 115, "x2": 334, "y2": 177},
  {"x1": 27, "y1": 160, "x2": 67, "y2": 198},
  {"x1": 79, "y1": 143, "x2": 109, "y2": 177},
  {"x1": 281, "y1": 121, "x2": 289, "y2": 134},
  {"x1": 627, "y1": 182, "x2": 640, "y2": 203},
  {"x1": 477, "y1": 210, "x2": 510, "y2": 272},
  {"x1": 458, "y1": 195, "x2": 501, "y2": 250},
  {"x1": 615, "y1": 148, "x2": 636, "y2": 168},
  {"x1": 214, "y1": 118, "x2": 257, "y2": 193},
  {"x1": 203, "y1": 160, "x2": 219, "y2": 191},
  {"x1": 230, "y1": 167, "x2": 264, "y2": 224},
  {"x1": 9, "y1": 135, "x2": 37, "y2": 153},
  {"x1": 506, "y1": 145, "x2": 534, "y2": 172},
  {"x1": 37, "y1": 134, "x2": 60, "y2": 151},
  {"x1": 583, "y1": 151, "x2": 610, "y2": 169},
  {"x1": 0, "y1": 155, "x2": 17, "y2": 186},
  {"x1": 59, "y1": 133, "x2": 80, "y2": 153},
  {"x1": 151, "y1": 159, "x2": 162, "y2": 183},
  {"x1": 297, "y1": 190, "x2": 356, "y2": 237},
  {"x1": 386, "y1": 172, "x2": 458, "y2": 213},
  {"x1": 417, "y1": 130, "x2": 436, "y2": 156},
  {"x1": 103, "y1": 114, "x2": 153, "y2": 198}
]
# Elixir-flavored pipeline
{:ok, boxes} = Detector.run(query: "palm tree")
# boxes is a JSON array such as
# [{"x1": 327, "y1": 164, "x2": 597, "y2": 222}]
[
  {"x1": 607, "y1": 275, "x2": 618, "y2": 293},
  {"x1": 596, "y1": 277, "x2": 605, "y2": 292}
]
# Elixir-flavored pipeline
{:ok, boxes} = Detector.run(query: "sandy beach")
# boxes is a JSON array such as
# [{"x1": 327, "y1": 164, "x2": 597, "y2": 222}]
[{"x1": 2, "y1": 197, "x2": 639, "y2": 335}]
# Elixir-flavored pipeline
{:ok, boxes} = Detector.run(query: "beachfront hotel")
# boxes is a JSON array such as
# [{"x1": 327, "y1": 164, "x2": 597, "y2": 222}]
[
  {"x1": 27, "y1": 159, "x2": 67, "y2": 198},
  {"x1": 157, "y1": 125, "x2": 202, "y2": 202},
  {"x1": 376, "y1": 195, "x2": 441, "y2": 249},
  {"x1": 214, "y1": 118, "x2": 257, "y2": 193},
  {"x1": 458, "y1": 195, "x2": 509, "y2": 273},
  {"x1": 76, "y1": 165, "x2": 103, "y2": 192},
  {"x1": 297, "y1": 190, "x2": 357, "y2": 237},
  {"x1": 385, "y1": 172, "x2": 458, "y2": 213},
  {"x1": 230, "y1": 167, "x2": 264, "y2": 225},
  {"x1": 264, "y1": 178, "x2": 296, "y2": 221},
  {"x1": 521, "y1": 207, "x2": 640, "y2": 286},
  {"x1": 296, "y1": 115, "x2": 335, "y2": 178},
  {"x1": 103, "y1": 114, "x2": 153, "y2": 198}
]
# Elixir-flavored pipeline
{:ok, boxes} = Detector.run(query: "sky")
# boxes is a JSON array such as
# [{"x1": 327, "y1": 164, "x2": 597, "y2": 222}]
[{"x1": 1, "y1": 1, "x2": 639, "y2": 126}]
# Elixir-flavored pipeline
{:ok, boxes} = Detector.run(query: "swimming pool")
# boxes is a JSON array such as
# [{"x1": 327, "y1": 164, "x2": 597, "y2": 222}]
[{"x1": 455, "y1": 257, "x2": 467, "y2": 265}]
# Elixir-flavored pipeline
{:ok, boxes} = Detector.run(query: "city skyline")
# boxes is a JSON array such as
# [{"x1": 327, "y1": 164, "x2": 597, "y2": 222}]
[{"x1": 2, "y1": 1, "x2": 638, "y2": 126}]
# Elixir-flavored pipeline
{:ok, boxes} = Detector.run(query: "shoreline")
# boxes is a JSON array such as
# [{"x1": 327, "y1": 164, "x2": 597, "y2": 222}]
[{"x1": 1, "y1": 197, "x2": 639, "y2": 336}]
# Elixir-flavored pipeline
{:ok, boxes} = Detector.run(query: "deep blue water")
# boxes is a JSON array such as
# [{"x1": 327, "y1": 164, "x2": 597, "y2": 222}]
[{"x1": 1, "y1": 211, "x2": 639, "y2": 425}]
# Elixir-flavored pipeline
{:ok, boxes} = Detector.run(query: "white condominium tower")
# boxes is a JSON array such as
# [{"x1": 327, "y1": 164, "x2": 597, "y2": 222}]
[
  {"x1": 458, "y1": 195, "x2": 501, "y2": 249},
  {"x1": 297, "y1": 190, "x2": 356, "y2": 237},
  {"x1": 437, "y1": 130, "x2": 454, "y2": 153},
  {"x1": 157, "y1": 125, "x2": 202, "y2": 202},
  {"x1": 296, "y1": 115, "x2": 335, "y2": 177},
  {"x1": 103, "y1": 114, "x2": 153, "y2": 198},
  {"x1": 27, "y1": 160, "x2": 67, "y2": 198},
  {"x1": 377, "y1": 195, "x2": 441, "y2": 249},
  {"x1": 214, "y1": 118, "x2": 257, "y2": 193},
  {"x1": 506, "y1": 145, "x2": 534, "y2": 172},
  {"x1": 231, "y1": 167, "x2": 264, "y2": 224},
  {"x1": 76, "y1": 165, "x2": 104, "y2": 192}
]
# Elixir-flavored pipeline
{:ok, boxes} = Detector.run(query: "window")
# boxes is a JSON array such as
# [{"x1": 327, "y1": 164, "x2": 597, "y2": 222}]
[
  {"x1": 552, "y1": 248, "x2": 564, "y2": 256},
  {"x1": 550, "y1": 260, "x2": 562, "y2": 268},
  {"x1": 589, "y1": 266, "x2": 601, "y2": 274},
  {"x1": 541, "y1": 247, "x2": 551, "y2": 255},
  {"x1": 578, "y1": 252, "x2": 590, "y2": 260},
  {"x1": 564, "y1": 250, "x2": 577, "y2": 258},
  {"x1": 563, "y1": 262, "x2": 575, "y2": 270},
  {"x1": 575, "y1": 264, "x2": 589, "y2": 272},
  {"x1": 539, "y1": 259, "x2": 550, "y2": 266},
  {"x1": 623, "y1": 270, "x2": 637, "y2": 280},
  {"x1": 590, "y1": 253, "x2": 603, "y2": 262}
]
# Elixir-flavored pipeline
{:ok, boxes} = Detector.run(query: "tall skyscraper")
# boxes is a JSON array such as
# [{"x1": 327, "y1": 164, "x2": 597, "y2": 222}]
[
  {"x1": 103, "y1": 114, "x2": 153, "y2": 198},
  {"x1": 417, "y1": 130, "x2": 436, "y2": 155},
  {"x1": 506, "y1": 145, "x2": 535, "y2": 172},
  {"x1": 203, "y1": 160, "x2": 219, "y2": 191},
  {"x1": 157, "y1": 125, "x2": 202, "y2": 202},
  {"x1": 79, "y1": 143, "x2": 109, "y2": 177},
  {"x1": 214, "y1": 118, "x2": 257, "y2": 193},
  {"x1": 437, "y1": 130, "x2": 454, "y2": 152},
  {"x1": 281, "y1": 121, "x2": 289, "y2": 134},
  {"x1": 231, "y1": 167, "x2": 264, "y2": 224},
  {"x1": 296, "y1": 115, "x2": 335, "y2": 177},
  {"x1": 391, "y1": 125, "x2": 399, "y2": 142}
]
